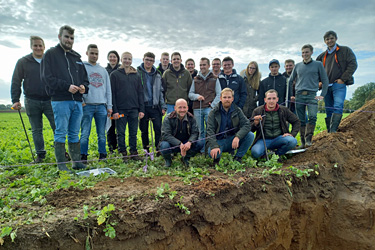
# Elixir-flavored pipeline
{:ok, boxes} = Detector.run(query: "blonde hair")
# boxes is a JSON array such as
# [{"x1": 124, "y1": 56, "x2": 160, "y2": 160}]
[
  {"x1": 119, "y1": 52, "x2": 132, "y2": 68},
  {"x1": 220, "y1": 88, "x2": 234, "y2": 97},
  {"x1": 245, "y1": 61, "x2": 261, "y2": 90}
]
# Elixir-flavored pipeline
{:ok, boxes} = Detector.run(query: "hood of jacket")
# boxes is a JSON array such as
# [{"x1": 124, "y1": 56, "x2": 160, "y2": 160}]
[{"x1": 138, "y1": 63, "x2": 157, "y2": 75}]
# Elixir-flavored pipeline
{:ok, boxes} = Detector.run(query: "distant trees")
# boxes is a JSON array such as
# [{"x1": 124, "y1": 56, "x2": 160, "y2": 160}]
[{"x1": 349, "y1": 82, "x2": 375, "y2": 111}]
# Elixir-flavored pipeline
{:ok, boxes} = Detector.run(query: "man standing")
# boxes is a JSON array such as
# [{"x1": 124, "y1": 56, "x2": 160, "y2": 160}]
[
  {"x1": 185, "y1": 58, "x2": 198, "y2": 78},
  {"x1": 159, "y1": 99, "x2": 203, "y2": 167},
  {"x1": 289, "y1": 44, "x2": 329, "y2": 147},
  {"x1": 259, "y1": 59, "x2": 291, "y2": 106},
  {"x1": 11, "y1": 36, "x2": 56, "y2": 163},
  {"x1": 111, "y1": 52, "x2": 144, "y2": 162},
  {"x1": 80, "y1": 44, "x2": 112, "y2": 162},
  {"x1": 41, "y1": 25, "x2": 89, "y2": 172},
  {"x1": 162, "y1": 52, "x2": 192, "y2": 113},
  {"x1": 137, "y1": 52, "x2": 167, "y2": 152},
  {"x1": 211, "y1": 58, "x2": 221, "y2": 77},
  {"x1": 189, "y1": 57, "x2": 221, "y2": 152},
  {"x1": 282, "y1": 59, "x2": 296, "y2": 111},
  {"x1": 156, "y1": 52, "x2": 170, "y2": 76},
  {"x1": 251, "y1": 90, "x2": 300, "y2": 159},
  {"x1": 316, "y1": 30, "x2": 357, "y2": 133},
  {"x1": 207, "y1": 88, "x2": 254, "y2": 164},
  {"x1": 218, "y1": 57, "x2": 247, "y2": 109}
]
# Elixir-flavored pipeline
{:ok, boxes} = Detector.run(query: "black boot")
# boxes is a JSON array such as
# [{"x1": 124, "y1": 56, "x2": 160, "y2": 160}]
[
  {"x1": 325, "y1": 117, "x2": 331, "y2": 133},
  {"x1": 33, "y1": 153, "x2": 45, "y2": 164},
  {"x1": 298, "y1": 126, "x2": 306, "y2": 149},
  {"x1": 234, "y1": 156, "x2": 242, "y2": 163},
  {"x1": 81, "y1": 154, "x2": 88, "y2": 164},
  {"x1": 330, "y1": 114, "x2": 342, "y2": 133},
  {"x1": 305, "y1": 124, "x2": 316, "y2": 147},
  {"x1": 120, "y1": 151, "x2": 128, "y2": 163},
  {"x1": 68, "y1": 142, "x2": 87, "y2": 170},
  {"x1": 163, "y1": 154, "x2": 172, "y2": 167},
  {"x1": 130, "y1": 150, "x2": 142, "y2": 161},
  {"x1": 181, "y1": 156, "x2": 190, "y2": 167},
  {"x1": 54, "y1": 142, "x2": 71, "y2": 173},
  {"x1": 99, "y1": 153, "x2": 107, "y2": 161}
]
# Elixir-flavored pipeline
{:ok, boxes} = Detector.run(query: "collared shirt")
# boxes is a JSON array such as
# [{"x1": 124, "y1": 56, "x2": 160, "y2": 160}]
[{"x1": 327, "y1": 44, "x2": 337, "y2": 54}]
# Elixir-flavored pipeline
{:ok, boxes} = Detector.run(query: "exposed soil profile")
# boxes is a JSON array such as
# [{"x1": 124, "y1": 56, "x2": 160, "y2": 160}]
[{"x1": 1, "y1": 100, "x2": 375, "y2": 250}]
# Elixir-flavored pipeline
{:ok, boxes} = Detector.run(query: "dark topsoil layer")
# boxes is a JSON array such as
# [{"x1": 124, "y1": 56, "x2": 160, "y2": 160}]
[{"x1": 1, "y1": 100, "x2": 375, "y2": 250}]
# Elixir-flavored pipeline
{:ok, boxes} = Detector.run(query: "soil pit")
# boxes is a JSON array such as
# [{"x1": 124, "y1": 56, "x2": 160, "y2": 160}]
[{"x1": 1, "y1": 100, "x2": 375, "y2": 250}]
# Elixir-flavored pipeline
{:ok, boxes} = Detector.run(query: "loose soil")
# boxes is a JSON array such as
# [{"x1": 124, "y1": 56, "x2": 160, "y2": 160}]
[{"x1": 2, "y1": 100, "x2": 375, "y2": 250}]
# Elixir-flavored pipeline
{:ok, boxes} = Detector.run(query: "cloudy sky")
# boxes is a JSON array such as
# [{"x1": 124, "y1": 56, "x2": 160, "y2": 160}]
[{"x1": 0, "y1": 0, "x2": 374, "y2": 104}]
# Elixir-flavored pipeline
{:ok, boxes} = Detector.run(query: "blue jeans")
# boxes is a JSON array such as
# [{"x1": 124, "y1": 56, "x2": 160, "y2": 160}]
[
  {"x1": 159, "y1": 140, "x2": 204, "y2": 157},
  {"x1": 295, "y1": 93, "x2": 318, "y2": 126},
  {"x1": 80, "y1": 104, "x2": 107, "y2": 155},
  {"x1": 115, "y1": 109, "x2": 139, "y2": 152},
  {"x1": 325, "y1": 83, "x2": 347, "y2": 117},
  {"x1": 25, "y1": 97, "x2": 55, "y2": 156},
  {"x1": 208, "y1": 132, "x2": 254, "y2": 159},
  {"x1": 251, "y1": 135, "x2": 297, "y2": 158},
  {"x1": 194, "y1": 107, "x2": 211, "y2": 152},
  {"x1": 166, "y1": 104, "x2": 175, "y2": 114},
  {"x1": 52, "y1": 101, "x2": 83, "y2": 143}
]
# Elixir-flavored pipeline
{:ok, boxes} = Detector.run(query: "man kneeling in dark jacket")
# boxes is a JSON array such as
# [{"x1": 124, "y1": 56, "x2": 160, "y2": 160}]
[
  {"x1": 207, "y1": 88, "x2": 254, "y2": 164},
  {"x1": 159, "y1": 99, "x2": 204, "y2": 167},
  {"x1": 251, "y1": 89, "x2": 300, "y2": 159}
]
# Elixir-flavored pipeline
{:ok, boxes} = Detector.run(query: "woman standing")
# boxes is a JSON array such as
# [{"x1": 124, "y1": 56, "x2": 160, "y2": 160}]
[
  {"x1": 243, "y1": 61, "x2": 261, "y2": 118},
  {"x1": 106, "y1": 50, "x2": 120, "y2": 153}
]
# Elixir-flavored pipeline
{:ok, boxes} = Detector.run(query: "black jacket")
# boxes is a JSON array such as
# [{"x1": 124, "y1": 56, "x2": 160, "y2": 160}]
[
  {"x1": 110, "y1": 66, "x2": 144, "y2": 114},
  {"x1": 160, "y1": 111, "x2": 199, "y2": 146},
  {"x1": 106, "y1": 63, "x2": 120, "y2": 76},
  {"x1": 218, "y1": 69, "x2": 247, "y2": 109},
  {"x1": 41, "y1": 44, "x2": 89, "y2": 101},
  {"x1": 11, "y1": 53, "x2": 50, "y2": 103},
  {"x1": 258, "y1": 73, "x2": 291, "y2": 106}
]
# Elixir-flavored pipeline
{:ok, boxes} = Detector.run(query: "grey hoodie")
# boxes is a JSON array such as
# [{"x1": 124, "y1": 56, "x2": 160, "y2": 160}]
[{"x1": 83, "y1": 62, "x2": 112, "y2": 109}]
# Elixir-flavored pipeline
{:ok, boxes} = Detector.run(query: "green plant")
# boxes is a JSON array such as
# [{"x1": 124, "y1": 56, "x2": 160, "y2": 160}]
[
  {"x1": 0, "y1": 226, "x2": 17, "y2": 245},
  {"x1": 175, "y1": 196, "x2": 190, "y2": 215}
]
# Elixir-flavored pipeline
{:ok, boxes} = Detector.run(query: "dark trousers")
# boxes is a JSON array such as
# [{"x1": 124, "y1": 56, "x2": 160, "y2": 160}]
[
  {"x1": 139, "y1": 107, "x2": 162, "y2": 149},
  {"x1": 115, "y1": 109, "x2": 139, "y2": 152},
  {"x1": 107, "y1": 119, "x2": 117, "y2": 151},
  {"x1": 25, "y1": 97, "x2": 55, "y2": 156}
]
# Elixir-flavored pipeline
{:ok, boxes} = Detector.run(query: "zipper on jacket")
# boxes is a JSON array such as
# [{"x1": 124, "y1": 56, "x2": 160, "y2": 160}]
[{"x1": 65, "y1": 52, "x2": 75, "y2": 100}]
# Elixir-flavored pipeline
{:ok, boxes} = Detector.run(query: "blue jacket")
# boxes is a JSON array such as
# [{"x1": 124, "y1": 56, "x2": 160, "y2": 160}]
[
  {"x1": 41, "y1": 44, "x2": 89, "y2": 101},
  {"x1": 218, "y1": 69, "x2": 247, "y2": 109},
  {"x1": 11, "y1": 53, "x2": 50, "y2": 103}
]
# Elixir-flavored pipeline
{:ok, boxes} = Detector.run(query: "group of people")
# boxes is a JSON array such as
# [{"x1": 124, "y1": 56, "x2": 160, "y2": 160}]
[{"x1": 11, "y1": 25, "x2": 357, "y2": 171}]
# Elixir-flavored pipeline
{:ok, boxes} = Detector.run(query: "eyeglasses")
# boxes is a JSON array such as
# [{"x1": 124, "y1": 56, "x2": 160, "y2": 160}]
[
  {"x1": 145, "y1": 59, "x2": 154, "y2": 62},
  {"x1": 248, "y1": 67, "x2": 256, "y2": 70}
]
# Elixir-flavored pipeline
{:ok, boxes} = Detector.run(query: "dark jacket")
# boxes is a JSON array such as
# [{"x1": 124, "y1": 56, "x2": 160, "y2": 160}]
[
  {"x1": 258, "y1": 73, "x2": 290, "y2": 106},
  {"x1": 156, "y1": 63, "x2": 170, "y2": 76},
  {"x1": 206, "y1": 102, "x2": 251, "y2": 149},
  {"x1": 137, "y1": 64, "x2": 167, "y2": 112},
  {"x1": 160, "y1": 111, "x2": 199, "y2": 146},
  {"x1": 11, "y1": 53, "x2": 50, "y2": 103},
  {"x1": 41, "y1": 44, "x2": 89, "y2": 102},
  {"x1": 250, "y1": 105, "x2": 300, "y2": 146},
  {"x1": 162, "y1": 64, "x2": 192, "y2": 105},
  {"x1": 218, "y1": 69, "x2": 247, "y2": 109},
  {"x1": 110, "y1": 66, "x2": 144, "y2": 114},
  {"x1": 243, "y1": 75, "x2": 259, "y2": 118},
  {"x1": 106, "y1": 63, "x2": 120, "y2": 75},
  {"x1": 316, "y1": 44, "x2": 357, "y2": 85}
]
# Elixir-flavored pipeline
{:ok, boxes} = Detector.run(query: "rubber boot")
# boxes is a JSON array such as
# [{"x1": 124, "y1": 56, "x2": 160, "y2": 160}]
[
  {"x1": 54, "y1": 142, "x2": 71, "y2": 173},
  {"x1": 130, "y1": 150, "x2": 142, "y2": 161},
  {"x1": 330, "y1": 114, "x2": 342, "y2": 133},
  {"x1": 298, "y1": 126, "x2": 306, "y2": 149},
  {"x1": 325, "y1": 117, "x2": 331, "y2": 133},
  {"x1": 120, "y1": 151, "x2": 128, "y2": 163},
  {"x1": 163, "y1": 154, "x2": 172, "y2": 167},
  {"x1": 305, "y1": 124, "x2": 316, "y2": 147},
  {"x1": 68, "y1": 142, "x2": 87, "y2": 170}
]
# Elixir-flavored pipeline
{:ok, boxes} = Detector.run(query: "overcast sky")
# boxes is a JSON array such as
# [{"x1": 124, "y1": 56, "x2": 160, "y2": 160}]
[{"x1": 0, "y1": 0, "x2": 374, "y2": 104}]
